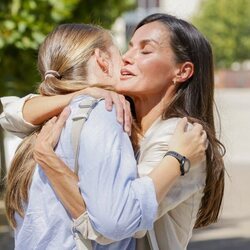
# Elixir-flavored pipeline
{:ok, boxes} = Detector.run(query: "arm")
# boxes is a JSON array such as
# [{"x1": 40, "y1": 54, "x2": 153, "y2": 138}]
[
  {"x1": 23, "y1": 94, "x2": 76, "y2": 125},
  {"x1": 0, "y1": 88, "x2": 132, "y2": 137},
  {"x1": 148, "y1": 118, "x2": 206, "y2": 203},
  {"x1": 0, "y1": 95, "x2": 39, "y2": 138},
  {"x1": 24, "y1": 89, "x2": 132, "y2": 132},
  {"x1": 0, "y1": 94, "x2": 71, "y2": 138}
]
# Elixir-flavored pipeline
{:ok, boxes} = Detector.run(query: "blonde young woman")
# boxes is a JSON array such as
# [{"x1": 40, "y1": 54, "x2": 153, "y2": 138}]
[
  {"x1": 0, "y1": 14, "x2": 224, "y2": 249},
  {"x1": 0, "y1": 21, "x2": 207, "y2": 249}
]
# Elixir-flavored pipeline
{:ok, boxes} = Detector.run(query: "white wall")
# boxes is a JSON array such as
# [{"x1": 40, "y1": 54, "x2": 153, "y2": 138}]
[{"x1": 160, "y1": 0, "x2": 201, "y2": 20}]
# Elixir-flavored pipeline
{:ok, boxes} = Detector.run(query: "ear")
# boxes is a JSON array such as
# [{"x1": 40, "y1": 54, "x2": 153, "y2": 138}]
[
  {"x1": 94, "y1": 48, "x2": 109, "y2": 74},
  {"x1": 174, "y1": 62, "x2": 194, "y2": 83}
]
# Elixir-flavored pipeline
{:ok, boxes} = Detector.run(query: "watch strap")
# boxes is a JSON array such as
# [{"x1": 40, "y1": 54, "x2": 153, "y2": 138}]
[{"x1": 164, "y1": 151, "x2": 188, "y2": 176}]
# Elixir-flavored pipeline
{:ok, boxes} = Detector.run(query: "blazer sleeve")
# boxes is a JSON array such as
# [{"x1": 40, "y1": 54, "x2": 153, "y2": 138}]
[
  {"x1": 0, "y1": 94, "x2": 39, "y2": 138},
  {"x1": 73, "y1": 212, "x2": 146, "y2": 245}
]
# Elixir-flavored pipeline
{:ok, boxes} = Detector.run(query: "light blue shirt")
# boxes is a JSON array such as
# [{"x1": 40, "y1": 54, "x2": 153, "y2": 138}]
[{"x1": 15, "y1": 96, "x2": 158, "y2": 250}]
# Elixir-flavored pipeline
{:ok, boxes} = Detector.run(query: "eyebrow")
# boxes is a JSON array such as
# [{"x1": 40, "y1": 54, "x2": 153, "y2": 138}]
[{"x1": 129, "y1": 39, "x2": 160, "y2": 47}]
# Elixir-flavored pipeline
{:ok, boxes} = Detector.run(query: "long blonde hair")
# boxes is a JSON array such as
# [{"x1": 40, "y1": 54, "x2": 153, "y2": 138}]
[{"x1": 5, "y1": 23, "x2": 114, "y2": 228}]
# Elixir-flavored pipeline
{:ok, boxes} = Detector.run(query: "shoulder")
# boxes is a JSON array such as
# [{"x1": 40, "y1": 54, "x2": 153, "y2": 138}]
[
  {"x1": 70, "y1": 95, "x2": 120, "y2": 129},
  {"x1": 138, "y1": 117, "x2": 194, "y2": 164},
  {"x1": 149, "y1": 118, "x2": 195, "y2": 141},
  {"x1": 89, "y1": 99, "x2": 122, "y2": 133},
  {"x1": 157, "y1": 117, "x2": 193, "y2": 132},
  {"x1": 70, "y1": 96, "x2": 124, "y2": 145},
  {"x1": 146, "y1": 118, "x2": 181, "y2": 140}
]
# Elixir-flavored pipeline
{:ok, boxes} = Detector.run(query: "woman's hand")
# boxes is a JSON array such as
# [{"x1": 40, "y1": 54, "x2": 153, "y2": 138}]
[
  {"x1": 78, "y1": 87, "x2": 132, "y2": 135},
  {"x1": 168, "y1": 117, "x2": 207, "y2": 165},
  {"x1": 33, "y1": 107, "x2": 71, "y2": 162}
]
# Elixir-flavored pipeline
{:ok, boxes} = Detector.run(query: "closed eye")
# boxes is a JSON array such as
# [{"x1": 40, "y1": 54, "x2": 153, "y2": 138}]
[
  {"x1": 141, "y1": 50, "x2": 152, "y2": 54},
  {"x1": 141, "y1": 43, "x2": 154, "y2": 54}
]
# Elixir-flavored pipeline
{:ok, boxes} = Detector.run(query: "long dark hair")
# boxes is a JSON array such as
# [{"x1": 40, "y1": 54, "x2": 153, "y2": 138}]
[{"x1": 135, "y1": 13, "x2": 225, "y2": 228}]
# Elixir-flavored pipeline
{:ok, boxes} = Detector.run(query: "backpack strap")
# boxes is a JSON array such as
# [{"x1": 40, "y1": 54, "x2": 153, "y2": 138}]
[
  {"x1": 71, "y1": 97, "x2": 102, "y2": 250},
  {"x1": 71, "y1": 97, "x2": 101, "y2": 175}
]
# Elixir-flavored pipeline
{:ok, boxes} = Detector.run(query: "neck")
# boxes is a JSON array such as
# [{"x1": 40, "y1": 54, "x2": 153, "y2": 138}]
[{"x1": 133, "y1": 87, "x2": 175, "y2": 135}]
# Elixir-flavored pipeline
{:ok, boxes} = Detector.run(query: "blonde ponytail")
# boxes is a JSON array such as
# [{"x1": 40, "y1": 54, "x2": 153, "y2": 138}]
[{"x1": 5, "y1": 23, "x2": 113, "y2": 228}]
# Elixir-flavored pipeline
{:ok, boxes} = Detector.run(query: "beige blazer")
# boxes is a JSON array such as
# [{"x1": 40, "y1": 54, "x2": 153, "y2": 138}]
[
  {"x1": 0, "y1": 95, "x2": 206, "y2": 250},
  {"x1": 135, "y1": 117, "x2": 206, "y2": 250}
]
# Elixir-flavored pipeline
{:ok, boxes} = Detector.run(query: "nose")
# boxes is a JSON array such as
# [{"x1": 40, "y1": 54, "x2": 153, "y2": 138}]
[{"x1": 122, "y1": 49, "x2": 134, "y2": 65}]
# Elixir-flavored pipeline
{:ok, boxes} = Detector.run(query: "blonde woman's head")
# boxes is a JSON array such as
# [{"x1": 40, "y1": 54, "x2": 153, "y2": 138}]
[
  {"x1": 38, "y1": 23, "x2": 122, "y2": 96},
  {"x1": 5, "y1": 23, "x2": 123, "y2": 229}
]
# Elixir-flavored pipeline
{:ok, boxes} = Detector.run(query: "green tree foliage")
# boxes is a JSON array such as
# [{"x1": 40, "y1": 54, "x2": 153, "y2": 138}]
[
  {"x1": 193, "y1": 0, "x2": 250, "y2": 68},
  {"x1": 0, "y1": 0, "x2": 135, "y2": 96}
]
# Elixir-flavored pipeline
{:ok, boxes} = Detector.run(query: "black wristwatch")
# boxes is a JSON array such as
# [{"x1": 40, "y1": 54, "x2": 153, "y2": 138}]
[{"x1": 164, "y1": 151, "x2": 190, "y2": 176}]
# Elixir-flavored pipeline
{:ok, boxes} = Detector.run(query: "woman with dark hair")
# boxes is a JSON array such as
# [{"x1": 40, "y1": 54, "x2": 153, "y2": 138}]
[{"x1": 1, "y1": 13, "x2": 224, "y2": 249}]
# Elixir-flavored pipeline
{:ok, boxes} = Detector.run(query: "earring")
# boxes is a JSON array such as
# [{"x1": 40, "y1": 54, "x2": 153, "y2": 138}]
[{"x1": 172, "y1": 79, "x2": 177, "y2": 85}]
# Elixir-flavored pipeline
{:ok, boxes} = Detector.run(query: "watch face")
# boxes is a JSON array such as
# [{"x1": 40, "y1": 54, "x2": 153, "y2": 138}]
[{"x1": 183, "y1": 158, "x2": 191, "y2": 173}]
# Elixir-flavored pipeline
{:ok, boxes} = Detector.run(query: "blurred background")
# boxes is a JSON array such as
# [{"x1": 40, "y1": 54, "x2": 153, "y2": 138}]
[{"x1": 0, "y1": 0, "x2": 250, "y2": 249}]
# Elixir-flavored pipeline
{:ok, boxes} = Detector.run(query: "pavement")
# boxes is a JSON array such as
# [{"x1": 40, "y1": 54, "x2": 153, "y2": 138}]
[
  {"x1": 1, "y1": 88, "x2": 250, "y2": 250},
  {"x1": 0, "y1": 200, "x2": 14, "y2": 249}
]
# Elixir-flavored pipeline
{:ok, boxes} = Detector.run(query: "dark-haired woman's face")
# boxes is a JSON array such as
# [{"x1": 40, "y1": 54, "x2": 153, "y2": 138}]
[{"x1": 116, "y1": 21, "x2": 178, "y2": 98}]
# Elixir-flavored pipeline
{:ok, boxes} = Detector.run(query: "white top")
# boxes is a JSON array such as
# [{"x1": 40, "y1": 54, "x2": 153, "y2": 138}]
[{"x1": 0, "y1": 95, "x2": 206, "y2": 250}]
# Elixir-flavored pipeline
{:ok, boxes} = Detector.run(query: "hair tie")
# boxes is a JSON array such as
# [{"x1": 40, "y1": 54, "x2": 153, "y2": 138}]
[{"x1": 45, "y1": 70, "x2": 61, "y2": 79}]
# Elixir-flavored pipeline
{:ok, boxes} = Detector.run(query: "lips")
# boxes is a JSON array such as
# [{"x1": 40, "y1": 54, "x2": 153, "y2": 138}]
[{"x1": 120, "y1": 68, "x2": 136, "y2": 80}]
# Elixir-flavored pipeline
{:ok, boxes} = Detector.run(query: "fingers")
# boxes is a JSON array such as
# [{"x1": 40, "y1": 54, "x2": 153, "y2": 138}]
[
  {"x1": 201, "y1": 130, "x2": 207, "y2": 140},
  {"x1": 192, "y1": 123, "x2": 203, "y2": 134},
  {"x1": 174, "y1": 117, "x2": 188, "y2": 134},
  {"x1": 49, "y1": 116, "x2": 57, "y2": 123},
  {"x1": 124, "y1": 101, "x2": 132, "y2": 135},
  {"x1": 109, "y1": 92, "x2": 123, "y2": 124},
  {"x1": 38, "y1": 107, "x2": 71, "y2": 149},
  {"x1": 55, "y1": 106, "x2": 71, "y2": 131},
  {"x1": 41, "y1": 117, "x2": 56, "y2": 134},
  {"x1": 201, "y1": 130, "x2": 209, "y2": 149},
  {"x1": 104, "y1": 93, "x2": 113, "y2": 111}
]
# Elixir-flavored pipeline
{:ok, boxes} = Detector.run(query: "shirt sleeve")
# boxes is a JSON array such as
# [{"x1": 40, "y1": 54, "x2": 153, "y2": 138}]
[
  {"x1": 73, "y1": 212, "x2": 146, "y2": 245},
  {"x1": 0, "y1": 94, "x2": 39, "y2": 138},
  {"x1": 137, "y1": 118, "x2": 206, "y2": 220},
  {"x1": 75, "y1": 101, "x2": 158, "y2": 241}
]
